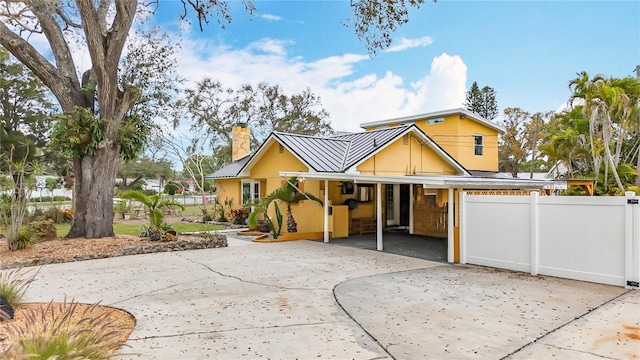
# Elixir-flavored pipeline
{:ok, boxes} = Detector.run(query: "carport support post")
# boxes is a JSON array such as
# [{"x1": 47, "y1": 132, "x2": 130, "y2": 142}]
[
  {"x1": 377, "y1": 183, "x2": 383, "y2": 251},
  {"x1": 447, "y1": 188, "x2": 454, "y2": 263},
  {"x1": 324, "y1": 179, "x2": 329, "y2": 243}
]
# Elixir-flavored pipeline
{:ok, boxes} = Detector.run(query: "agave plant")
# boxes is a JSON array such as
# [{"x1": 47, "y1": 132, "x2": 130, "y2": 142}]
[{"x1": 120, "y1": 190, "x2": 185, "y2": 235}]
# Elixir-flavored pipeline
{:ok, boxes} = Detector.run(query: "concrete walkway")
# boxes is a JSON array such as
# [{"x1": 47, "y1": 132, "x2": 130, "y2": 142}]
[{"x1": 20, "y1": 234, "x2": 636, "y2": 359}]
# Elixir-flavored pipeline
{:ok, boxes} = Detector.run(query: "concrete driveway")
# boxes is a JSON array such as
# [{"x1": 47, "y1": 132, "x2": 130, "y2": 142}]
[{"x1": 21, "y1": 234, "x2": 633, "y2": 359}]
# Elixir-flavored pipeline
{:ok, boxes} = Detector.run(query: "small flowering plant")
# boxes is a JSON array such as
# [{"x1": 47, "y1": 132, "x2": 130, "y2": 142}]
[{"x1": 230, "y1": 208, "x2": 250, "y2": 225}]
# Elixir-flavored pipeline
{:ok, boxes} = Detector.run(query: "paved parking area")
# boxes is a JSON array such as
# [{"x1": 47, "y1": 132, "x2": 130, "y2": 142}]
[
  {"x1": 21, "y1": 235, "x2": 634, "y2": 359},
  {"x1": 321, "y1": 231, "x2": 448, "y2": 262},
  {"x1": 335, "y1": 265, "x2": 634, "y2": 359}
]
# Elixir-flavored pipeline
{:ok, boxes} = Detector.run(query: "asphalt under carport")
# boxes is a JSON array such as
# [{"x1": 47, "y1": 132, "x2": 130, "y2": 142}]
[{"x1": 323, "y1": 230, "x2": 448, "y2": 262}]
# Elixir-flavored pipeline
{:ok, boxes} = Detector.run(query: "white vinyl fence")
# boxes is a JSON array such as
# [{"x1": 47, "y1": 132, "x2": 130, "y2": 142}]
[{"x1": 460, "y1": 191, "x2": 640, "y2": 288}]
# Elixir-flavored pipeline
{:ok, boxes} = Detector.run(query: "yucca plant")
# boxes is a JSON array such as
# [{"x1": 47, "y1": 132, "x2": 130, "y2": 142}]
[
  {"x1": 120, "y1": 190, "x2": 184, "y2": 235},
  {"x1": 2, "y1": 300, "x2": 128, "y2": 359},
  {"x1": 0, "y1": 268, "x2": 38, "y2": 308}
]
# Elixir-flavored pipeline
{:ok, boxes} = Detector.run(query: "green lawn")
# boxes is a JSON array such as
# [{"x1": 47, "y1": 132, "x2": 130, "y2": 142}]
[
  {"x1": 56, "y1": 221, "x2": 226, "y2": 238},
  {"x1": 178, "y1": 204, "x2": 215, "y2": 216}
]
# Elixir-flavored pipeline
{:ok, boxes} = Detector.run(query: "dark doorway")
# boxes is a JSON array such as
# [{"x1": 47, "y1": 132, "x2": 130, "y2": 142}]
[{"x1": 399, "y1": 184, "x2": 410, "y2": 227}]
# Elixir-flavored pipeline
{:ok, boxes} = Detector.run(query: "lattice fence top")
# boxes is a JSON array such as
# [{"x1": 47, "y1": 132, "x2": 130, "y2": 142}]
[{"x1": 464, "y1": 190, "x2": 547, "y2": 196}]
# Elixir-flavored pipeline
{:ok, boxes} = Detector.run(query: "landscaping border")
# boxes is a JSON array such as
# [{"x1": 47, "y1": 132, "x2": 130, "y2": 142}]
[{"x1": 1, "y1": 234, "x2": 227, "y2": 270}]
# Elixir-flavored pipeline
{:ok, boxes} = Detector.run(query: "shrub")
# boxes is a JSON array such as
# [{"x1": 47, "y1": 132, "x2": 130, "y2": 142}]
[
  {"x1": 142, "y1": 189, "x2": 157, "y2": 196},
  {"x1": 113, "y1": 200, "x2": 129, "y2": 219},
  {"x1": 3, "y1": 300, "x2": 128, "y2": 359},
  {"x1": 13, "y1": 228, "x2": 35, "y2": 250},
  {"x1": 0, "y1": 268, "x2": 37, "y2": 308},
  {"x1": 62, "y1": 209, "x2": 74, "y2": 222},
  {"x1": 30, "y1": 196, "x2": 71, "y2": 203},
  {"x1": 42, "y1": 207, "x2": 72, "y2": 224},
  {"x1": 27, "y1": 219, "x2": 57, "y2": 241},
  {"x1": 230, "y1": 208, "x2": 249, "y2": 225},
  {"x1": 164, "y1": 182, "x2": 179, "y2": 196}
]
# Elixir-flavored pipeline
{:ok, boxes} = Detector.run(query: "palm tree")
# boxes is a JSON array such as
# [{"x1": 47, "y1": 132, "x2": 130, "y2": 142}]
[
  {"x1": 540, "y1": 108, "x2": 590, "y2": 178},
  {"x1": 120, "y1": 190, "x2": 185, "y2": 235},
  {"x1": 262, "y1": 177, "x2": 323, "y2": 233},
  {"x1": 569, "y1": 72, "x2": 638, "y2": 193}
]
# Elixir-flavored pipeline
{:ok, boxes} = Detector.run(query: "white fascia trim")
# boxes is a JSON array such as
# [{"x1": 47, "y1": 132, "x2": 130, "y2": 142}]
[
  {"x1": 280, "y1": 171, "x2": 566, "y2": 190},
  {"x1": 360, "y1": 108, "x2": 505, "y2": 133},
  {"x1": 279, "y1": 171, "x2": 447, "y2": 186}
]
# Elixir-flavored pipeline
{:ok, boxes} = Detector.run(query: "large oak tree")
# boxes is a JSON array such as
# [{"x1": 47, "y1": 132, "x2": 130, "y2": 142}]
[{"x1": 0, "y1": 0, "x2": 432, "y2": 238}]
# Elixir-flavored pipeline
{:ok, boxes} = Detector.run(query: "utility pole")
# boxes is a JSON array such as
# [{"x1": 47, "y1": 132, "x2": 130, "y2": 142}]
[{"x1": 530, "y1": 114, "x2": 539, "y2": 179}]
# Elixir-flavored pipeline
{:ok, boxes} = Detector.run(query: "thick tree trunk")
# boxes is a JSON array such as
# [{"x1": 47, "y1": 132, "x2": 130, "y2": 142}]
[
  {"x1": 66, "y1": 147, "x2": 120, "y2": 239},
  {"x1": 0, "y1": 1, "x2": 138, "y2": 239}
]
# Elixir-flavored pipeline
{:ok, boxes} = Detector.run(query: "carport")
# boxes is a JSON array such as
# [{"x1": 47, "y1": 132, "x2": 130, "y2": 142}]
[
  {"x1": 322, "y1": 231, "x2": 448, "y2": 262},
  {"x1": 281, "y1": 171, "x2": 563, "y2": 263}
]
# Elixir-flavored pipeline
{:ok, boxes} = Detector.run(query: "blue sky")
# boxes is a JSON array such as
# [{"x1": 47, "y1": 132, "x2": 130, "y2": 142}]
[{"x1": 153, "y1": 0, "x2": 639, "y2": 133}]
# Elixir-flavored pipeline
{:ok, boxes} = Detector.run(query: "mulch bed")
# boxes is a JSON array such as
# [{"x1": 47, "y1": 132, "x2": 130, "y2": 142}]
[{"x1": 0, "y1": 233, "x2": 228, "y2": 270}]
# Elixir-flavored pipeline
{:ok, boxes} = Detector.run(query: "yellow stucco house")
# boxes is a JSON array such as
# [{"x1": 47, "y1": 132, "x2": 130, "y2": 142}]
[{"x1": 207, "y1": 108, "x2": 561, "y2": 263}]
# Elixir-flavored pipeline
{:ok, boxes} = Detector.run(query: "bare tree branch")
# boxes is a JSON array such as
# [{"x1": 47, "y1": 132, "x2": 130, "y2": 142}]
[
  {"x1": 29, "y1": 0, "x2": 79, "y2": 86},
  {"x1": 0, "y1": 22, "x2": 80, "y2": 111},
  {"x1": 54, "y1": 5, "x2": 83, "y2": 29}
]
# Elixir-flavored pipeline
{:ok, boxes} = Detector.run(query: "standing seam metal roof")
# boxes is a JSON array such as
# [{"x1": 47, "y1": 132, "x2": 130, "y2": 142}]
[
  {"x1": 272, "y1": 132, "x2": 350, "y2": 172},
  {"x1": 207, "y1": 123, "x2": 456, "y2": 178},
  {"x1": 331, "y1": 124, "x2": 413, "y2": 170},
  {"x1": 204, "y1": 154, "x2": 252, "y2": 178}
]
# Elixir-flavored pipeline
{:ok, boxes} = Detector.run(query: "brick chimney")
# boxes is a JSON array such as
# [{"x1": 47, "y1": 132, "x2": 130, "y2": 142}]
[{"x1": 232, "y1": 123, "x2": 250, "y2": 162}]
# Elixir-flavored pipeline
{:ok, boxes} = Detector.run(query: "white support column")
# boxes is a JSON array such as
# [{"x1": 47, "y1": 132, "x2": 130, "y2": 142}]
[
  {"x1": 377, "y1": 183, "x2": 383, "y2": 251},
  {"x1": 529, "y1": 191, "x2": 539, "y2": 275},
  {"x1": 447, "y1": 188, "x2": 454, "y2": 263},
  {"x1": 324, "y1": 180, "x2": 330, "y2": 243},
  {"x1": 409, "y1": 184, "x2": 414, "y2": 235},
  {"x1": 459, "y1": 191, "x2": 466, "y2": 264}
]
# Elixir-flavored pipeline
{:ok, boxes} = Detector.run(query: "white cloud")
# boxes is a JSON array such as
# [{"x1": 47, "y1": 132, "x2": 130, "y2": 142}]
[
  {"x1": 175, "y1": 36, "x2": 467, "y2": 132},
  {"x1": 315, "y1": 54, "x2": 467, "y2": 132},
  {"x1": 406, "y1": 53, "x2": 468, "y2": 113},
  {"x1": 260, "y1": 14, "x2": 283, "y2": 21},
  {"x1": 385, "y1": 36, "x2": 433, "y2": 53},
  {"x1": 247, "y1": 38, "x2": 292, "y2": 56}
]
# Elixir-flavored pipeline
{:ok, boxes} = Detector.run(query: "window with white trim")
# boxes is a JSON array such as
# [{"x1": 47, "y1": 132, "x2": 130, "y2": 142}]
[
  {"x1": 474, "y1": 135, "x2": 484, "y2": 156},
  {"x1": 241, "y1": 181, "x2": 260, "y2": 205},
  {"x1": 427, "y1": 117, "x2": 444, "y2": 125}
]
